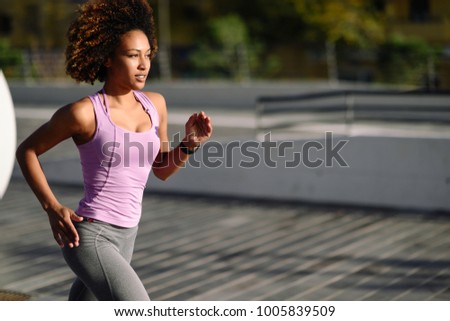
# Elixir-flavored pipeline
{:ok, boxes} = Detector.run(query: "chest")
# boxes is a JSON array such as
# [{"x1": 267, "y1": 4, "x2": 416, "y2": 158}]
[{"x1": 108, "y1": 103, "x2": 153, "y2": 133}]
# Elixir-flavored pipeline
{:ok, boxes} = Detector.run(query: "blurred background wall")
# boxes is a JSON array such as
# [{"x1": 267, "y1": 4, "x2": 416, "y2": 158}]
[
  {"x1": 3, "y1": 0, "x2": 450, "y2": 212},
  {"x1": 0, "y1": 0, "x2": 449, "y2": 89}
]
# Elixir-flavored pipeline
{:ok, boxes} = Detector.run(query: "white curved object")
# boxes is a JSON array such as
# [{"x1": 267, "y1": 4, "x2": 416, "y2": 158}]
[{"x1": 0, "y1": 70, "x2": 16, "y2": 199}]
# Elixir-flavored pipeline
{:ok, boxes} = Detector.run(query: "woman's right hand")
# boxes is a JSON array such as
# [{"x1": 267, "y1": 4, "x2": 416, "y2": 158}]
[
  {"x1": 46, "y1": 205, "x2": 84, "y2": 248},
  {"x1": 15, "y1": 99, "x2": 95, "y2": 248}
]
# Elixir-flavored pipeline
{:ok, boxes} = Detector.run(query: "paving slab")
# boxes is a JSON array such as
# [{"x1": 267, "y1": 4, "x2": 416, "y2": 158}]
[
  {"x1": 0, "y1": 179, "x2": 448, "y2": 301},
  {"x1": 3, "y1": 99, "x2": 449, "y2": 301}
]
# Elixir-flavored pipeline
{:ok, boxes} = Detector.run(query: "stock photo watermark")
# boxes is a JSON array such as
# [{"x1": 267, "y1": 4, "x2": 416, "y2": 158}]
[{"x1": 100, "y1": 132, "x2": 350, "y2": 169}]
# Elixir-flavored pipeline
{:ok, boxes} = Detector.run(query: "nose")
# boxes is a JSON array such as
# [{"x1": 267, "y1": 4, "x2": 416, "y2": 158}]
[{"x1": 138, "y1": 55, "x2": 148, "y2": 70}]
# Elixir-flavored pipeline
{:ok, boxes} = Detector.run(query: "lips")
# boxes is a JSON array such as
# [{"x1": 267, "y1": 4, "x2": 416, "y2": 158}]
[{"x1": 136, "y1": 75, "x2": 147, "y2": 81}]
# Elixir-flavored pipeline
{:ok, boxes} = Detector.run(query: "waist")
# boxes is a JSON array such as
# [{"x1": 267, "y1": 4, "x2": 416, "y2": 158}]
[{"x1": 77, "y1": 186, "x2": 144, "y2": 228}]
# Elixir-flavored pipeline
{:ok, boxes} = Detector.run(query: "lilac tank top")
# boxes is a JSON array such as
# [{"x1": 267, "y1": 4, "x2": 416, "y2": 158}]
[{"x1": 76, "y1": 90, "x2": 160, "y2": 227}]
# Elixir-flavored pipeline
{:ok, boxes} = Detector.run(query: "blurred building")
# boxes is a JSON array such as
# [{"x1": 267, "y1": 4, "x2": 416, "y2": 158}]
[
  {"x1": 0, "y1": 0, "x2": 81, "y2": 47},
  {"x1": 383, "y1": 0, "x2": 450, "y2": 88},
  {"x1": 0, "y1": 0, "x2": 449, "y2": 88},
  {"x1": 0, "y1": 0, "x2": 80, "y2": 78},
  {"x1": 386, "y1": 0, "x2": 450, "y2": 44}
]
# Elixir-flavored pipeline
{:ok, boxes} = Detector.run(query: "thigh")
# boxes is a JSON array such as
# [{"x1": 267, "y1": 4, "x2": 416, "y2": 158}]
[
  {"x1": 68, "y1": 277, "x2": 97, "y2": 301},
  {"x1": 62, "y1": 221, "x2": 149, "y2": 301}
]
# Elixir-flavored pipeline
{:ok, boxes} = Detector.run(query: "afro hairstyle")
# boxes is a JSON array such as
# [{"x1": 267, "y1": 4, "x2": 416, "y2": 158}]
[{"x1": 65, "y1": 0, "x2": 158, "y2": 84}]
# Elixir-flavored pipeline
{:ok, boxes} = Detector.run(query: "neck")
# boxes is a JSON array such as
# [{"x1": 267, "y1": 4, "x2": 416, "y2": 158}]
[
  {"x1": 102, "y1": 85, "x2": 137, "y2": 109},
  {"x1": 102, "y1": 81, "x2": 134, "y2": 96}
]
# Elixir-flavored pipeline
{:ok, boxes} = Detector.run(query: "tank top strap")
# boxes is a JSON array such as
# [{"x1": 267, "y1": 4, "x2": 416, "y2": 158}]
[
  {"x1": 87, "y1": 90, "x2": 110, "y2": 127},
  {"x1": 133, "y1": 91, "x2": 160, "y2": 128}
]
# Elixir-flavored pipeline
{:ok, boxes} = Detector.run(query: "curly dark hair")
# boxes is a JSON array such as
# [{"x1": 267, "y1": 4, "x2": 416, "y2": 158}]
[{"x1": 65, "y1": 0, "x2": 158, "y2": 84}]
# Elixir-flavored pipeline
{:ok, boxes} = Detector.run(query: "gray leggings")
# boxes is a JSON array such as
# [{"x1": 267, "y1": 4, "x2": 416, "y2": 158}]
[{"x1": 62, "y1": 220, "x2": 150, "y2": 301}]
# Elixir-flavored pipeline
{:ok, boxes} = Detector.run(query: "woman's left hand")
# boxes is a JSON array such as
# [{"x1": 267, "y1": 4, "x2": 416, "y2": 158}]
[{"x1": 183, "y1": 111, "x2": 212, "y2": 149}]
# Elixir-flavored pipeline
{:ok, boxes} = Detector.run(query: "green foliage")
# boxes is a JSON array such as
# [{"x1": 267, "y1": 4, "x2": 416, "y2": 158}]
[
  {"x1": 291, "y1": 0, "x2": 385, "y2": 82},
  {"x1": 10, "y1": 0, "x2": 74, "y2": 49},
  {"x1": 0, "y1": 38, "x2": 22, "y2": 76},
  {"x1": 291, "y1": 0, "x2": 385, "y2": 47},
  {"x1": 377, "y1": 35, "x2": 438, "y2": 85},
  {"x1": 189, "y1": 14, "x2": 280, "y2": 80}
]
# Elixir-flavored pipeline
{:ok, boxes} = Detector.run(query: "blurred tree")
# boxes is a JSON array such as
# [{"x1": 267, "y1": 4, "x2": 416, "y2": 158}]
[
  {"x1": 163, "y1": 0, "x2": 297, "y2": 79},
  {"x1": 189, "y1": 14, "x2": 252, "y2": 80},
  {"x1": 11, "y1": 0, "x2": 73, "y2": 49},
  {"x1": 0, "y1": 38, "x2": 22, "y2": 76},
  {"x1": 42, "y1": 0, "x2": 73, "y2": 48},
  {"x1": 291, "y1": 0, "x2": 385, "y2": 84},
  {"x1": 184, "y1": 0, "x2": 306, "y2": 44},
  {"x1": 156, "y1": 0, "x2": 172, "y2": 81},
  {"x1": 378, "y1": 34, "x2": 439, "y2": 87},
  {"x1": 7, "y1": 0, "x2": 76, "y2": 79},
  {"x1": 189, "y1": 14, "x2": 280, "y2": 80}
]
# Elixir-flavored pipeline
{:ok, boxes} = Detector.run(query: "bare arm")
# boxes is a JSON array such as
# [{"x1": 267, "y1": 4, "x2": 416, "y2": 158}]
[
  {"x1": 149, "y1": 92, "x2": 213, "y2": 181},
  {"x1": 16, "y1": 98, "x2": 95, "y2": 248}
]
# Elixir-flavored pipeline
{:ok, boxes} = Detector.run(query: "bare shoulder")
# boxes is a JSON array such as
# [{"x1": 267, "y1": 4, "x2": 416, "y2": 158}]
[
  {"x1": 64, "y1": 97, "x2": 94, "y2": 122},
  {"x1": 143, "y1": 91, "x2": 166, "y2": 111},
  {"x1": 19, "y1": 96, "x2": 96, "y2": 152},
  {"x1": 142, "y1": 91, "x2": 167, "y2": 121},
  {"x1": 51, "y1": 96, "x2": 95, "y2": 136}
]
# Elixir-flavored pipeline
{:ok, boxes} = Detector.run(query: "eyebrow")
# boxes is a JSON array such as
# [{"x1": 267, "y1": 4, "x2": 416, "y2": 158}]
[{"x1": 126, "y1": 48, "x2": 151, "y2": 53}]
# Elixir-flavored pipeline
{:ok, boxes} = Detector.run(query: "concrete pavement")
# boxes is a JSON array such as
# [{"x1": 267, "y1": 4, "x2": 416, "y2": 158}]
[
  {"x1": 1, "y1": 178, "x2": 449, "y2": 300},
  {"x1": 2, "y1": 82, "x2": 449, "y2": 300}
]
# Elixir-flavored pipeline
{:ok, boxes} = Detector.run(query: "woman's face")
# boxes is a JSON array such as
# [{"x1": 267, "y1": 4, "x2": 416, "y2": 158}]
[{"x1": 105, "y1": 29, "x2": 152, "y2": 90}]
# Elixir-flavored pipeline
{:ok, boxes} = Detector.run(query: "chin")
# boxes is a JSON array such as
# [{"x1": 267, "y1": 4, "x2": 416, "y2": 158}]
[{"x1": 132, "y1": 82, "x2": 146, "y2": 90}]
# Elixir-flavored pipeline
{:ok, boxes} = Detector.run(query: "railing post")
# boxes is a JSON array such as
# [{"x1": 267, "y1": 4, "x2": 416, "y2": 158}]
[
  {"x1": 345, "y1": 91, "x2": 354, "y2": 134},
  {"x1": 255, "y1": 99, "x2": 264, "y2": 140}
]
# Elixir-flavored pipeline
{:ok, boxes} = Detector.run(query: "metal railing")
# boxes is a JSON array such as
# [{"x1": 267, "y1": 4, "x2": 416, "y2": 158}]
[{"x1": 256, "y1": 89, "x2": 450, "y2": 134}]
